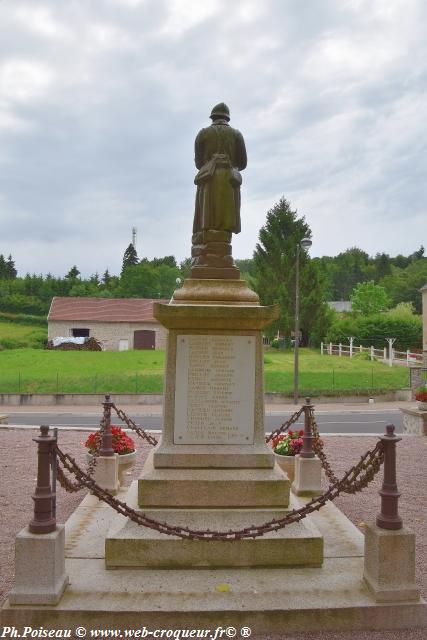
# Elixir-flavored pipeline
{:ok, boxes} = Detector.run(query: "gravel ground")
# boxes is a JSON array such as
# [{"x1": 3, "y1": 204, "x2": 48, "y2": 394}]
[{"x1": 0, "y1": 429, "x2": 426, "y2": 640}]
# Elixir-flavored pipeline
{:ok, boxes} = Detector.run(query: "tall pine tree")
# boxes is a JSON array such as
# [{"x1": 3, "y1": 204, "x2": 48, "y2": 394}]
[
  {"x1": 253, "y1": 198, "x2": 330, "y2": 344},
  {"x1": 121, "y1": 243, "x2": 139, "y2": 275},
  {"x1": 6, "y1": 255, "x2": 17, "y2": 279}
]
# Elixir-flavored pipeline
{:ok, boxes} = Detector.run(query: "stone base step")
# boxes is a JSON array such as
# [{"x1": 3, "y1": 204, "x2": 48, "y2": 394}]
[
  {"x1": 152, "y1": 443, "x2": 274, "y2": 468},
  {"x1": 3, "y1": 557, "x2": 426, "y2": 634},
  {"x1": 105, "y1": 483, "x2": 323, "y2": 568},
  {"x1": 138, "y1": 451, "x2": 290, "y2": 508},
  {"x1": 3, "y1": 489, "x2": 426, "y2": 634}
]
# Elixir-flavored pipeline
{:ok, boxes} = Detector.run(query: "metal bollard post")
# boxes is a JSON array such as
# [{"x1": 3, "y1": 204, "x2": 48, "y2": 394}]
[
  {"x1": 29, "y1": 425, "x2": 57, "y2": 534},
  {"x1": 100, "y1": 394, "x2": 114, "y2": 457},
  {"x1": 376, "y1": 424, "x2": 402, "y2": 530},
  {"x1": 300, "y1": 397, "x2": 315, "y2": 459},
  {"x1": 51, "y1": 427, "x2": 58, "y2": 520}
]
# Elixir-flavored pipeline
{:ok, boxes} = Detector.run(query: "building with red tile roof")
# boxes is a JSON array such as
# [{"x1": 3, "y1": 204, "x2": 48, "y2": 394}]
[{"x1": 48, "y1": 297, "x2": 168, "y2": 350}]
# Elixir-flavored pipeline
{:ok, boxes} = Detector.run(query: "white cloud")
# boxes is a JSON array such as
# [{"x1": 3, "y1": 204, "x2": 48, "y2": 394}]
[
  {"x1": 0, "y1": 59, "x2": 54, "y2": 103},
  {"x1": 160, "y1": 0, "x2": 222, "y2": 37},
  {"x1": 13, "y1": 5, "x2": 72, "y2": 41}
]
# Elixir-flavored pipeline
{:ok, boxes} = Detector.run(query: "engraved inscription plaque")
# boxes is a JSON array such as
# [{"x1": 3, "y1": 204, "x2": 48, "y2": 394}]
[{"x1": 174, "y1": 335, "x2": 255, "y2": 445}]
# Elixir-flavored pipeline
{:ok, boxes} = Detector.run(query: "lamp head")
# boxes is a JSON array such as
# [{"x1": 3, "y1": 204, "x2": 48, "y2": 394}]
[{"x1": 300, "y1": 237, "x2": 312, "y2": 249}]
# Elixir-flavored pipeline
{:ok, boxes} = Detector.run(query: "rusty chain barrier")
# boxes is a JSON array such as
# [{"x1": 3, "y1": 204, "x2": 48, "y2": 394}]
[
  {"x1": 54, "y1": 436, "x2": 384, "y2": 540},
  {"x1": 310, "y1": 407, "x2": 342, "y2": 485},
  {"x1": 50, "y1": 396, "x2": 386, "y2": 539},
  {"x1": 265, "y1": 406, "x2": 304, "y2": 443},
  {"x1": 57, "y1": 402, "x2": 303, "y2": 491},
  {"x1": 308, "y1": 405, "x2": 385, "y2": 493},
  {"x1": 56, "y1": 402, "x2": 111, "y2": 493},
  {"x1": 111, "y1": 402, "x2": 159, "y2": 446}
]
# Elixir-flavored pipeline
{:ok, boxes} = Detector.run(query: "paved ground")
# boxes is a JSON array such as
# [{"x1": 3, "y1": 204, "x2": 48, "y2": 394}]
[{"x1": 0, "y1": 428, "x2": 426, "y2": 639}]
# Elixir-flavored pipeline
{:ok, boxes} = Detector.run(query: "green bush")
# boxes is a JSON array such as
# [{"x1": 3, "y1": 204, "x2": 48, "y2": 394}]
[
  {"x1": 0, "y1": 338, "x2": 19, "y2": 349},
  {"x1": 325, "y1": 313, "x2": 422, "y2": 351},
  {"x1": 351, "y1": 351, "x2": 371, "y2": 361},
  {"x1": 271, "y1": 338, "x2": 280, "y2": 349}
]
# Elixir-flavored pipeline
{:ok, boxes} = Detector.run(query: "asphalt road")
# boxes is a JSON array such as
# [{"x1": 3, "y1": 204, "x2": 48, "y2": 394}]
[{"x1": 2, "y1": 409, "x2": 404, "y2": 434}]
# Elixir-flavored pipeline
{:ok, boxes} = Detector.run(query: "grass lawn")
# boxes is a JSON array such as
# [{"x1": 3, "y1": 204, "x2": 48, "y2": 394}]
[
  {"x1": 263, "y1": 349, "x2": 409, "y2": 394},
  {"x1": 0, "y1": 347, "x2": 409, "y2": 395}
]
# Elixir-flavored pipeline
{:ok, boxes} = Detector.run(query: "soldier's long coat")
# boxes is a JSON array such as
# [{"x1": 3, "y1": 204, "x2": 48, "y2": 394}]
[{"x1": 193, "y1": 121, "x2": 247, "y2": 234}]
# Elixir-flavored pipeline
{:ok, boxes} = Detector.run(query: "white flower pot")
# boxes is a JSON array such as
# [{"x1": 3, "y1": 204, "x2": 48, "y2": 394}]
[
  {"x1": 86, "y1": 450, "x2": 137, "y2": 483},
  {"x1": 274, "y1": 453, "x2": 295, "y2": 483}
]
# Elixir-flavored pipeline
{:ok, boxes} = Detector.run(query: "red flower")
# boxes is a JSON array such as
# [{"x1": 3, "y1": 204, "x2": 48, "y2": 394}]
[{"x1": 85, "y1": 425, "x2": 135, "y2": 455}]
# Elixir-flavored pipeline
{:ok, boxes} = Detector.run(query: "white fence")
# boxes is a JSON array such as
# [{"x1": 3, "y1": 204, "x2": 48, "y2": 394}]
[{"x1": 320, "y1": 342, "x2": 423, "y2": 367}]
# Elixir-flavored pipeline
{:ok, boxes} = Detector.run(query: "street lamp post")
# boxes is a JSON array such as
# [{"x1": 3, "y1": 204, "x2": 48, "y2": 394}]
[{"x1": 294, "y1": 237, "x2": 312, "y2": 405}]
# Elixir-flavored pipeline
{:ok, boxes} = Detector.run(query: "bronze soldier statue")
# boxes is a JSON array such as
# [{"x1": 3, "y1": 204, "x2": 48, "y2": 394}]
[{"x1": 191, "y1": 103, "x2": 247, "y2": 279}]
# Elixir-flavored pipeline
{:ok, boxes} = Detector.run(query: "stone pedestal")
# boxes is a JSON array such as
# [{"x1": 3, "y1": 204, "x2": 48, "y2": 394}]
[
  {"x1": 105, "y1": 279, "x2": 324, "y2": 568},
  {"x1": 292, "y1": 455, "x2": 323, "y2": 496},
  {"x1": 91, "y1": 455, "x2": 119, "y2": 494},
  {"x1": 400, "y1": 406, "x2": 427, "y2": 436},
  {"x1": 9, "y1": 525, "x2": 68, "y2": 605},
  {"x1": 138, "y1": 451, "x2": 289, "y2": 508},
  {"x1": 152, "y1": 281, "x2": 275, "y2": 470},
  {"x1": 363, "y1": 522, "x2": 420, "y2": 602}
]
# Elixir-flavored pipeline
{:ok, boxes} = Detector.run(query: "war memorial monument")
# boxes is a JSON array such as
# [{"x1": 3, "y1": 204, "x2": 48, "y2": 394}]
[{"x1": 1, "y1": 104, "x2": 426, "y2": 635}]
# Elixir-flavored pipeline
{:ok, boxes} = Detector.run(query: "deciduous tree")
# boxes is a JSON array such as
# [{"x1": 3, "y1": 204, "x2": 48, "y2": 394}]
[{"x1": 350, "y1": 281, "x2": 391, "y2": 315}]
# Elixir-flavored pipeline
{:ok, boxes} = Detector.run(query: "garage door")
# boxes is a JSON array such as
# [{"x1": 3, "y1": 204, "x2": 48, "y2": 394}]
[{"x1": 134, "y1": 330, "x2": 155, "y2": 349}]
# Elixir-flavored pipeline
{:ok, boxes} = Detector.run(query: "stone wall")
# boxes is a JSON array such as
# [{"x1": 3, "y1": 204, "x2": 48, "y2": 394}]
[
  {"x1": 401, "y1": 407, "x2": 427, "y2": 436},
  {"x1": 409, "y1": 367, "x2": 427, "y2": 396},
  {"x1": 48, "y1": 320, "x2": 167, "y2": 351}
]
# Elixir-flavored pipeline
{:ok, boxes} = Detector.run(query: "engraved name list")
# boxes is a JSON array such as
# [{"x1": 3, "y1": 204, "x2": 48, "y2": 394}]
[{"x1": 174, "y1": 335, "x2": 255, "y2": 445}]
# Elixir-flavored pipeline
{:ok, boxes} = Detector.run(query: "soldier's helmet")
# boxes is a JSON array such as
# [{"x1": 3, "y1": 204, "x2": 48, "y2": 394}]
[{"x1": 210, "y1": 103, "x2": 230, "y2": 121}]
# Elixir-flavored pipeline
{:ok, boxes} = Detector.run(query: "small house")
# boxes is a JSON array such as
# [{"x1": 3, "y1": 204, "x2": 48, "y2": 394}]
[{"x1": 47, "y1": 297, "x2": 168, "y2": 351}]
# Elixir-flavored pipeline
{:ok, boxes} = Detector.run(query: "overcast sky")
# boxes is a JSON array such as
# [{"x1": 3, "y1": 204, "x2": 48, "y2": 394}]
[{"x1": 1, "y1": 0, "x2": 426, "y2": 278}]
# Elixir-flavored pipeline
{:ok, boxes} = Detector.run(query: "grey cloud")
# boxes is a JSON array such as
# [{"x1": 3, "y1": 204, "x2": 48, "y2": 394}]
[{"x1": 0, "y1": 0, "x2": 426, "y2": 276}]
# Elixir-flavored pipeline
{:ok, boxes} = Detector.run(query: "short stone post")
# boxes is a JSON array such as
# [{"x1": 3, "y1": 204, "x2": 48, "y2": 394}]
[
  {"x1": 338, "y1": 343, "x2": 342, "y2": 356},
  {"x1": 292, "y1": 398, "x2": 322, "y2": 496},
  {"x1": 9, "y1": 426, "x2": 68, "y2": 605},
  {"x1": 363, "y1": 424, "x2": 419, "y2": 602},
  {"x1": 92, "y1": 395, "x2": 119, "y2": 493},
  {"x1": 329, "y1": 342, "x2": 332, "y2": 355},
  {"x1": 370, "y1": 345, "x2": 374, "y2": 361}
]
